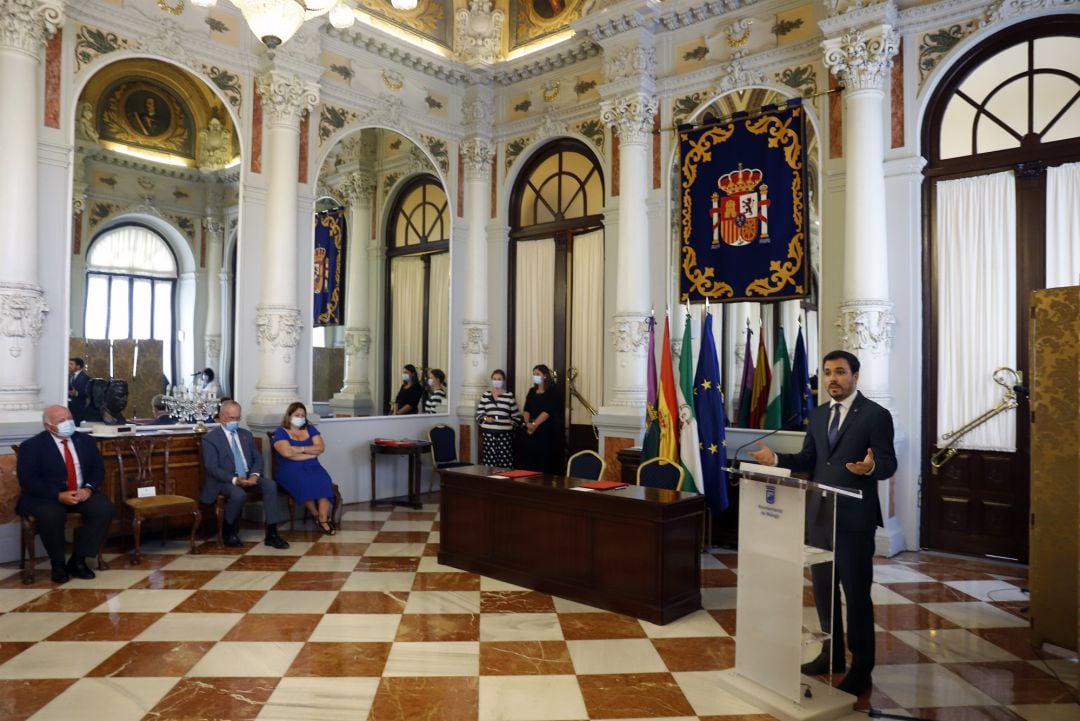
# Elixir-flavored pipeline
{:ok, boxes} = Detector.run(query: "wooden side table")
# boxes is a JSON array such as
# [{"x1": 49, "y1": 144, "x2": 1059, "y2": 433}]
[{"x1": 369, "y1": 441, "x2": 432, "y2": 509}]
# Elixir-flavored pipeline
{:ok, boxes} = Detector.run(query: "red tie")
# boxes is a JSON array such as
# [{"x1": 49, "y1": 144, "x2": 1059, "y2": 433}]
[{"x1": 62, "y1": 439, "x2": 77, "y2": 492}]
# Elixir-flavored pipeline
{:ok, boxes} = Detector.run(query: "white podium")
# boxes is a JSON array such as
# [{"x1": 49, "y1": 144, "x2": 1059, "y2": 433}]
[{"x1": 716, "y1": 463, "x2": 863, "y2": 721}]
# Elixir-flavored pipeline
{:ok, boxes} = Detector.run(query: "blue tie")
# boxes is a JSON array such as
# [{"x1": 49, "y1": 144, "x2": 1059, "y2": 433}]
[
  {"x1": 229, "y1": 431, "x2": 248, "y2": 477},
  {"x1": 827, "y1": 403, "x2": 842, "y2": 449}
]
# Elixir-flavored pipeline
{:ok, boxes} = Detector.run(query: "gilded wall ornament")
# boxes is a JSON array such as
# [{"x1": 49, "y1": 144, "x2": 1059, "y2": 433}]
[
  {"x1": 156, "y1": 0, "x2": 184, "y2": 16},
  {"x1": 100, "y1": 79, "x2": 193, "y2": 158}
]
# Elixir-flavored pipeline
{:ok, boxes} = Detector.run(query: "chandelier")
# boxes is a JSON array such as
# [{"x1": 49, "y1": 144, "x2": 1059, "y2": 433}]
[{"x1": 189, "y1": 0, "x2": 360, "y2": 49}]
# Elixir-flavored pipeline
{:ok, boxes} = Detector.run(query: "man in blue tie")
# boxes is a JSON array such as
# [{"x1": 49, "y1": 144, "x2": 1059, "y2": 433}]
[
  {"x1": 200, "y1": 400, "x2": 290, "y2": 549},
  {"x1": 749, "y1": 350, "x2": 896, "y2": 697}
]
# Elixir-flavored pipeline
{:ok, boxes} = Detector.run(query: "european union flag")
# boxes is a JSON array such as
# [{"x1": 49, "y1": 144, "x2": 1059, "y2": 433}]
[
  {"x1": 788, "y1": 326, "x2": 814, "y2": 430},
  {"x1": 695, "y1": 311, "x2": 728, "y2": 513},
  {"x1": 314, "y1": 208, "x2": 347, "y2": 327}
]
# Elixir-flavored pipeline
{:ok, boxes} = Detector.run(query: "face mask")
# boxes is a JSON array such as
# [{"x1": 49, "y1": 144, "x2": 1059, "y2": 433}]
[
  {"x1": 225, "y1": 420, "x2": 240, "y2": 432},
  {"x1": 401, "y1": 373, "x2": 411, "y2": 382},
  {"x1": 427, "y1": 378, "x2": 435, "y2": 387},
  {"x1": 290, "y1": 416, "x2": 306, "y2": 428},
  {"x1": 533, "y1": 375, "x2": 543, "y2": 385},
  {"x1": 55, "y1": 420, "x2": 76, "y2": 437},
  {"x1": 492, "y1": 379, "x2": 504, "y2": 389}
]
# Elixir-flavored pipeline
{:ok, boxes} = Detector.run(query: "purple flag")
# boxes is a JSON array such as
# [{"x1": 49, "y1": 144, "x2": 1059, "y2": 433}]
[{"x1": 736, "y1": 325, "x2": 755, "y2": 427}]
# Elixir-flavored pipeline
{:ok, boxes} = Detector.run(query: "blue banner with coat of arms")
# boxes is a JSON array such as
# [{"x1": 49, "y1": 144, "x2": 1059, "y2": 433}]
[
  {"x1": 678, "y1": 101, "x2": 809, "y2": 303},
  {"x1": 313, "y1": 208, "x2": 347, "y2": 327}
]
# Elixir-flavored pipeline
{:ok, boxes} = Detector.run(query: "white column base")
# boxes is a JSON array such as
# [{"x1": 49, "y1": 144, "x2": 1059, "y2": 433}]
[
  {"x1": 875, "y1": 515, "x2": 906, "y2": 558},
  {"x1": 329, "y1": 391, "x2": 374, "y2": 417},
  {"x1": 594, "y1": 406, "x2": 646, "y2": 447}
]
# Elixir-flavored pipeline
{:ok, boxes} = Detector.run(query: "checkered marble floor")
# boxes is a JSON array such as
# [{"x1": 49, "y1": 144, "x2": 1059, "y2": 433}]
[{"x1": 0, "y1": 500, "x2": 1076, "y2": 721}]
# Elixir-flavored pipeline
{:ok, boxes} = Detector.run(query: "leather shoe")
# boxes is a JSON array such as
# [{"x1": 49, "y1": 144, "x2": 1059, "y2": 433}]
[
  {"x1": 223, "y1": 532, "x2": 243, "y2": 548},
  {"x1": 264, "y1": 532, "x2": 290, "y2": 550},
  {"x1": 800, "y1": 651, "x2": 845, "y2": 676},
  {"x1": 66, "y1": 556, "x2": 96, "y2": 580},
  {"x1": 50, "y1": 563, "x2": 70, "y2": 584},
  {"x1": 836, "y1": 672, "x2": 872, "y2": 696}
]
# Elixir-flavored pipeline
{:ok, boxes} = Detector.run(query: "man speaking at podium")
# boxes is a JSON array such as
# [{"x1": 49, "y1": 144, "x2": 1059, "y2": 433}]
[{"x1": 749, "y1": 350, "x2": 896, "y2": 697}]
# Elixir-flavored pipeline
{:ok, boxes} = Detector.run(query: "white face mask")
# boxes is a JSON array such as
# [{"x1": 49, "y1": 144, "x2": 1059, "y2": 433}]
[
  {"x1": 289, "y1": 416, "x2": 306, "y2": 428},
  {"x1": 533, "y1": 375, "x2": 543, "y2": 386},
  {"x1": 55, "y1": 419, "x2": 77, "y2": 437},
  {"x1": 491, "y1": 379, "x2": 504, "y2": 389},
  {"x1": 427, "y1": 378, "x2": 435, "y2": 387},
  {"x1": 401, "y1": 373, "x2": 411, "y2": 383}
]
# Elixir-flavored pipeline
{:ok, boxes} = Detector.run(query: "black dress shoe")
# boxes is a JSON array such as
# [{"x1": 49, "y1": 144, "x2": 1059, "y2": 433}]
[
  {"x1": 223, "y1": 532, "x2": 244, "y2": 548},
  {"x1": 264, "y1": 532, "x2": 290, "y2": 550},
  {"x1": 836, "y1": 672, "x2": 873, "y2": 696},
  {"x1": 50, "y1": 563, "x2": 70, "y2": 584},
  {"x1": 801, "y1": 651, "x2": 846, "y2": 676},
  {"x1": 66, "y1": 556, "x2": 96, "y2": 580}
]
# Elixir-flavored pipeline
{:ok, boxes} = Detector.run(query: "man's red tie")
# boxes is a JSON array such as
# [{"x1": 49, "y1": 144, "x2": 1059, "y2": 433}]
[{"x1": 62, "y1": 439, "x2": 77, "y2": 492}]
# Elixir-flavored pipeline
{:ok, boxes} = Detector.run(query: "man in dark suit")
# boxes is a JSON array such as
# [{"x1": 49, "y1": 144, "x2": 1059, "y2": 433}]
[
  {"x1": 749, "y1": 350, "x2": 896, "y2": 696},
  {"x1": 67, "y1": 357, "x2": 90, "y2": 426},
  {"x1": 200, "y1": 400, "x2": 289, "y2": 549},
  {"x1": 17, "y1": 405, "x2": 116, "y2": 583}
]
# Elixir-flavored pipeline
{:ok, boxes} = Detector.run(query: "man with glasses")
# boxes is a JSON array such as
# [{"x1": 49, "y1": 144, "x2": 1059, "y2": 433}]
[{"x1": 199, "y1": 400, "x2": 290, "y2": 548}]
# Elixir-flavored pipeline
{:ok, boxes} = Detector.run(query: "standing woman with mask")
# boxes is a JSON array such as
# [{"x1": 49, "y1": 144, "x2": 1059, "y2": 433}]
[
  {"x1": 391, "y1": 364, "x2": 423, "y2": 415},
  {"x1": 198, "y1": 368, "x2": 219, "y2": 396},
  {"x1": 272, "y1": 402, "x2": 337, "y2": 534},
  {"x1": 424, "y1": 369, "x2": 447, "y2": 414},
  {"x1": 521, "y1": 364, "x2": 564, "y2": 474},
  {"x1": 475, "y1": 369, "x2": 522, "y2": 467}
]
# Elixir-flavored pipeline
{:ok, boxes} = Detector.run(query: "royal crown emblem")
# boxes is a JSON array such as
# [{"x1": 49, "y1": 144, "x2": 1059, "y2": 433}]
[
  {"x1": 313, "y1": 246, "x2": 329, "y2": 293},
  {"x1": 709, "y1": 163, "x2": 771, "y2": 248}
]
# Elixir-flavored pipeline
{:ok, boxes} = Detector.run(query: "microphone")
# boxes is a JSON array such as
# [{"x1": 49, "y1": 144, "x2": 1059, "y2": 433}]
[{"x1": 732, "y1": 412, "x2": 802, "y2": 464}]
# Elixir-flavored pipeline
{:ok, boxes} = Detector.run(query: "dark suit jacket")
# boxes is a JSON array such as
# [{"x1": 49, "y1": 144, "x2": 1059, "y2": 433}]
[
  {"x1": 16, "y1": 430, "x2": 105, "y2": 513},
  {"x1": 200, "y1": 425, "x2": 264, "y2": 504},
  {"x1": 776, "y1": 391, "x2": 897, "y2": 534},
  {"x1": 68, "y1": 370, "x2": 89, "y2": 416}
]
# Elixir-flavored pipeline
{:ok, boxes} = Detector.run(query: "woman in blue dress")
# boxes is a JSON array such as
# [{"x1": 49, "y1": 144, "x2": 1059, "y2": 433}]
[{"x1": 272, "y1": 402, "x2": 336, "y2": 534}]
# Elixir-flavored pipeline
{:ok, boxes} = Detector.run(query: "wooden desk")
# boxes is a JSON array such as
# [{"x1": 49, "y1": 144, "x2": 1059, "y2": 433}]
[
  {"x1": 437, "y1": 465, "x2": 705, "y2": 624},
  {"x1": 369, "y1": 441, "x2": 432, "y2": 509}
]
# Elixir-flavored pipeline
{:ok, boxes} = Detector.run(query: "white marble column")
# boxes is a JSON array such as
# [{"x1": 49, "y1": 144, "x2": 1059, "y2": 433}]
[
  {"x1": 601, "y1": 91, "x2": 658, "y2": 410},
  {"x1": 330, "y1": 171, "x2": 376, "y2": 416},
  {"x1": 0, "y1": 0, "x2": 62, "y2": 414},
  {"x1": 823, "y1": 22, "x2": 898, "y2": 407},
  {"x1": 459, "y1": 136, "x2": 495, "y2": 405},
  {"x1": 203, "y1": 216, "x2": 224, "y2": 375},
  {"x1": 250, "y1": 68, "x2": 319, "y2": 423}
]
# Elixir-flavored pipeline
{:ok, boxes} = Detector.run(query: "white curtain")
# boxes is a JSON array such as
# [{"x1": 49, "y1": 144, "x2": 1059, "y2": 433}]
[
  {"x1": 515, "y1": 239, "x2": 555, "y2": 402},
  {"x1": 570, "y1": 231, "x2": 604, "y2": 424},
  {"x1": 1046, "y1": 162, "x2": 1080, "y2": 289},
  {"x1": 936, "y1": 171, "x2": 1017, "y2": 451},
  {"x1": 87, "y1": 226, "x2": 177, "y2": 277},
  {"x1": 427, "y1": 251, "x2": 450, "y2": 375},
  {"x1": 390, "y1": 256, "x2": 425, "y2": 387}
]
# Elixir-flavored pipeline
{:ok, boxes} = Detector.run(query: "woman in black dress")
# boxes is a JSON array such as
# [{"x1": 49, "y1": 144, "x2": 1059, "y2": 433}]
[
  {"x1": 521, "y1": 364, "x2": 564, "y2": 474},
  {"x1": 391, "y1": 364, "x2": 423, "y2": 414}
]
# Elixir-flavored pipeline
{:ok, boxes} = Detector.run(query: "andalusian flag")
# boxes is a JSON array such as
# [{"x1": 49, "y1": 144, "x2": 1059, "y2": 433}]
[
  {"x1": 764, "y1": 328, "x2": 791, "y2": 430},
  {"x1": 657, "y1": 317, "x2": 679, "y2": 464},
  {"x1": 748, "y1": 328, "x2": 772, "y2": 429},
  {"x1": 676, "y1": 311, "x2": 703, "y2": 493}
]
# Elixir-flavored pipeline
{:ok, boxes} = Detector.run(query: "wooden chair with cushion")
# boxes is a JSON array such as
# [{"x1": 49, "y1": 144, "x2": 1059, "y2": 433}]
[
  {"x1": 7, "y1": 445, "x2": 108, "y2": 585},
  {"x1": 636, "y1": 457, "x2": 685, "y2": 491},
  {"x1": 566, "y1": 450, "x2": 605, "y2": 480},
  {"x1": 266, "y1": 432, "x2": 343, "y2": 531},
  {"x1": 427, "y1": 424, "x2": 469, "y2": 495},
  {"x1": 113, "y1": 435, "x2": 201, "y2": 565}
]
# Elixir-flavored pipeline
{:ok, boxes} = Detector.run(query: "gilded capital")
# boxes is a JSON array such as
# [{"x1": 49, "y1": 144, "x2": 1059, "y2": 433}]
[
  {"x1": 338, "y1": 172, "x2": 376, "y2": 207},
  {"x1": 822, "y1": 25, "x2": 899, "y2": 93},
  {"x1": 461, "y1": 138, "x2": 495, "y2": 181}
]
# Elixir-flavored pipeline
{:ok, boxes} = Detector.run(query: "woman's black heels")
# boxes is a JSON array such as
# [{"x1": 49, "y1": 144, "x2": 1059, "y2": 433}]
[{"x1": 317, "y1": 519, "x2": 335, "y2": 535}]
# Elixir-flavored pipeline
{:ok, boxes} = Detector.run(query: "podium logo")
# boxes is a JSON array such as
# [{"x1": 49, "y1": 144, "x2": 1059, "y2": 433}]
[{"x1": 765, "y1": 484, "x2": 776, "y2": 505}]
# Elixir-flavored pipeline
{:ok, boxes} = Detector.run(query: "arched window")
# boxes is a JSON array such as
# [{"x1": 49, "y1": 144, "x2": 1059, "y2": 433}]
[
  {"x1": 509, "y1": 139, "x2": 605, "y2": 461},
  {"x1": 384, "y1": 174, "x2": 449, "y2": 409},
  {"x1": 84, "y1": 225, "x2": 178, "y2": 379},
  {"x1": 921, "y1": 15, "x2": 1080, "y2": 561}
]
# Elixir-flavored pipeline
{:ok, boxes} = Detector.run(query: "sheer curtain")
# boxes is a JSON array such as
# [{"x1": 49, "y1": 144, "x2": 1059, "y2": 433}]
[
  {"x1": 390, "y1": 256, "x2": 425, "y2": 385},
  {"x1": 1046, "y1": 162, "x2": 1080, "y2": 289},
  {"x1": 570, "y1": 231, "x2": 603, "y2": 425},
  {"x1": 427, "y1": 252, "x2": 450, "y2": 373},
  {"x1": 936, "y1": 171, "x2": 1017, "y2": 451},
  {"x1": 515, "y1": 239, "x2": 555, "y2": 401}
]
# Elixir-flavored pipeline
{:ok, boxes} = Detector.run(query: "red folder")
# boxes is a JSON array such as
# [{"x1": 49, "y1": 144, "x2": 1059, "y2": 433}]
[
  {"x1": 497, "y1": 469, "x2": 543, "y2": 478},
  {"x1": 577, "y1": 480, "x2": 628, "y2": 491}
]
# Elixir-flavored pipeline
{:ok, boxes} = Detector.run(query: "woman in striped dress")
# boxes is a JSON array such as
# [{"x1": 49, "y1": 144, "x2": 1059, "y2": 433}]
[
  {"x1": 424, "y1": 369, "x2": 447, "y2": 414},
  {"x1": 475, "y1": 369, "x2": 522, "y2": 467}
]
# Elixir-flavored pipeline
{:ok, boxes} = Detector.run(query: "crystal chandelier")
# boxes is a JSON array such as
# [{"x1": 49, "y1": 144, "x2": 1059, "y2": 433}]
[{"x1": 190, "y1": 0, "x2": 356, "y2": 49}]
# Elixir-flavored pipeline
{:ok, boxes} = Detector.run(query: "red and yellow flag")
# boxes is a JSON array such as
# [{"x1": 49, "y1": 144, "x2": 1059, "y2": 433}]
[
  {"x1": 748, "y1": 328, "x2": 772, "y2": 429},
  {"x1": 657, "y1": 317, "x2": 680, "y2": 463}
]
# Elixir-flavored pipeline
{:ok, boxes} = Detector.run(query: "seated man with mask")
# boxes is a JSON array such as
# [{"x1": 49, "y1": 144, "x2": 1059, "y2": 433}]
[
  {"x1": 16, "y1": 405, "x2": 115, "y2": 583},
  {"x1": 199, "y1": 400, "x2": 289, "y2": 549}
]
